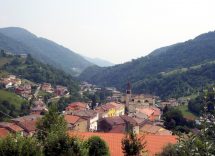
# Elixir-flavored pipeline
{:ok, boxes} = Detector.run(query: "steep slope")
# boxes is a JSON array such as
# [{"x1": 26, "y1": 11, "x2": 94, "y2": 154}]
[
  {"x1": 0, "y1": 52, "x2": 79, "y2": 92},
  {"x1": 79, "y1": 31, "x2": 215, "y2": 98},
  {"x1": 84, "y1": 56, "x2": 114, "y2": 67},
  {"x1": 0, "y1": 27, "x2": 93, "y2": 75}
]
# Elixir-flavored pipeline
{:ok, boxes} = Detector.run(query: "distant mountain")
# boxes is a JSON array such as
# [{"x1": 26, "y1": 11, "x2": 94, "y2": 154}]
[
  {"x1": 0, "y1": 27, "x2": 93, "y2": 75},
  {"x1": 79, "y1": 31, "x2": 215, "y2": 99},
  {"x1": 84, "y1": 56, "x2": 114, "y2": 67}
]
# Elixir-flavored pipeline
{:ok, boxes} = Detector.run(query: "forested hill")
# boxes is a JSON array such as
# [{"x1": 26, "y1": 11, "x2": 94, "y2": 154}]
[
  {"x1": 79, "y1": 31, "x2": 215, "y2": 99},
  {"x1": 0, "y1": 51, "x2": 79, "y2": 92},
  {"x1": 0, "y1": 27, "x2": 93, "y2": 75}
]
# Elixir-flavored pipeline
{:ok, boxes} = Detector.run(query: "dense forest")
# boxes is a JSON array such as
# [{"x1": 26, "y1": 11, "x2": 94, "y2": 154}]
[{"x1": 79, "y1": 31, "x2": 215, "y2": 99}]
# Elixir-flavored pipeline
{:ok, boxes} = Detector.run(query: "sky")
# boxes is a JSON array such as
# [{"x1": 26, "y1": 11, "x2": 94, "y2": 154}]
[{"x1": 0, "y1": 0, "x2": 215, "y2": 64}]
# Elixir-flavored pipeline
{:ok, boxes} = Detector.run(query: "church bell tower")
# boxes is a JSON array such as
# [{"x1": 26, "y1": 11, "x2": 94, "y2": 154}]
[{"x1": 125, "y1": 82, "x2": 132, "y2": 105}]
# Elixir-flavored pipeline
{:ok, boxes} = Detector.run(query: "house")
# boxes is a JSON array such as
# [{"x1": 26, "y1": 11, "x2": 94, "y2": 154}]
[
  {"x1": 0, "y1": 122, "x2": 24, "y2": 136},
  {"x1": 98, "y1": 115, "x2": 139, "y2": 134},
  {"x1": 30, "y1": 100, "x2": 48, "y2": 115},
  {"x1": 15, "y1": 84, "x2": 32, "y2": 99},
  {"x1": 121, "y1": 83, "x2": 159, "y2": 113},
  {"x1": 71, "y1": 110, "x2": 99, "y2": 131},
  {"x1": 55, "y1": 85, "x2": 68, "y2": 96},
  {"x1": 64, "y1": 115, "x2": 88, "y2": 132},
  {"x1": 95, "y1": 103, "x2": 116, "y2": 118},
  {"x1": 0, "y1": 128, "x2": 9, "y2": 138},
  {"x1": 11, "y1": 114, "x2": 42, "y2": 136},
  {"x1": 111, "y1": 90, "x2": 123, "y2": 102},
  {"x1": 65, "y1": 102, "x2": 89, "y2": 112},
  {"x1": 69, "y1": 132, "x2": 177, "y2": 156},
  {"x1": 0, "y1": 75, "x2": 22, "y2": 88},
  {"x1": 160, "y1": 98, "x2": 179, "y2": 108},
  {"x1": 136, "y1": 107, "x2": 161, "y2": 122},
  {"x1": 3, "y1": 81, "x2": 13, "y2": 88},
  {"x1": 41, "y1": 83, "x2": 53, "y2": 93},
  {"x1": 108, "y1": 102, "x2": 125, "y2": 116},
  {"x1": 95, "y1": 102, "x2": 125, "y2": 118},
  {"x1": 140, "y1": 124, "x2": 172, "y2": 135},
  {"x1": 11, "y1": 78, "x2": 21, "y2": 87}
]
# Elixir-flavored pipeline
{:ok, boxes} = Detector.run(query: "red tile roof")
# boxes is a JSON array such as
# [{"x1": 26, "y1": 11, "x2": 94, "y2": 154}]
[
  {"x1": 109, "y1": 125, "x2": 125, "y2": 133},
  {"x1": 11, "y1": 115, "x2": 42, "y2": 133},
  {"x1": 140, "y1": 124, "x2": 172, "y2": 135},
  {"x1": 0, "y1": 122, "x2": 24, "y2": 132},
  {"x1": 66, "y1": 102, "x2": 87, "y2": 111},
  {"x1": 0, "y1": 128, "x2": 9, "y2": 138},
  {"x1": 69, "y1": 132, "x2": 177, "y2": 156},
  {"x1": 64, "y1": 115, "x2": 80, "y2": 124}
]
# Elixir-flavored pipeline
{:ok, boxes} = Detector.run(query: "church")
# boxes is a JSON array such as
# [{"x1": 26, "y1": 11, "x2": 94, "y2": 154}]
[{"x1": 122, "y1": 82, "x2": 156, "y2": 113}]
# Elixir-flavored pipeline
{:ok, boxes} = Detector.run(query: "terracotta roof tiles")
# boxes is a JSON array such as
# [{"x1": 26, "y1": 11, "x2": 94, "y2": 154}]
[
  {"x1": 69, "y1": 132, "x2": 177, "y2": 156},
  {"x1": 0, "y1": 128, "x2": 9, "y2": 138}
]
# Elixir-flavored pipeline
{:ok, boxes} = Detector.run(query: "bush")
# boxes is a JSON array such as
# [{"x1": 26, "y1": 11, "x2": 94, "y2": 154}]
[
  {"x1": 0, "y1": 135, "x2": 43, "y2": 156},
  {"x1": 87, "y1": 136, "x2": 110, "y2": 156}
]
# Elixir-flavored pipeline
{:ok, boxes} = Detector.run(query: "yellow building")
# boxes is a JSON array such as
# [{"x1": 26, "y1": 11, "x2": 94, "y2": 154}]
[{"x1": 95, "y1": 102, "x2": 125, "y2": 118}]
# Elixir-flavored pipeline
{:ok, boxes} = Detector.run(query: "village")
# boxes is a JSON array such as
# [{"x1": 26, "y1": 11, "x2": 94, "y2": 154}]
[{"x1": 0, "y1": 73, "x2": 189, "y2": 137}]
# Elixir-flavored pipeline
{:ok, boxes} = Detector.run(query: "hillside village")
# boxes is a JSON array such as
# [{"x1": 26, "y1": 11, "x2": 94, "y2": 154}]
[
  {"x1": 0, "y1": 63, "x2": 192, "y2": 155},
  {"x1": 0, "y1": 73, "x2": 179, "y2": 135},
  {"x1": 0, "y1": 53, "x2": 214, "y2": 155}
]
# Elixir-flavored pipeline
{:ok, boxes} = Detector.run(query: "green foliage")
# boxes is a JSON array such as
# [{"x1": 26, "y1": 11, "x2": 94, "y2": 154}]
[
  {"x1": 2, "y1": 55, "x2": 80, "y2": 93},
  {"x1": 157, "y1": 144, "x2": 178, "y2": 156},
  {"x1": 87, "y1": 136, "x2": 110, "y2": 156},
  {"x1": 121, "y1": 132, "x2": 146, "y2": 156},
  {"x1": 0, "y1": 89, "x2": 29, "y2": 121},
  {"x1": 36, "y1": 105, "x2": 67, "y2": 142},
  {"x1": 0, "y1": 27, "x2": 93, "y2": 75},
  {"x1": 160, "y1": 90, "x2": 215, "y2": 156},
  {"x1": 162, "y1": 107, "x2": 195, "y2": 133},
  {"x1": 43, "y1": 134, "x2": 86, "y2": 156},
  {"x1": 36, "y1": 105, "x2": 88, "y2": 156},
  {"x1": 188, "y1": 89, "x2": 215, "y2": 115},
  {"x1": 80, "y1": 31, "x2": 215, "y2": 99},
  {"x1": 0, "y1": 135, "x2": 43, "y2": 156}
]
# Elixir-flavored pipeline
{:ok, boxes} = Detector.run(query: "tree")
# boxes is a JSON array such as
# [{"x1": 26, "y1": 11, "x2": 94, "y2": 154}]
[
  {"x1": 0, "y1": 134, "x2": 43, "y2": 156},
  {"x1": 36, "y1": 104, "x2": 87, "y2": 156},
  {"x1": 160, "y1": 90, "x2": 215, "y2": 156},
  {"x1": 121, "y1": 132, "x2": 146, "y2": 156},
  {"x1": 87, "y1": 136, "x2": 110, "y2": 156},
  {"x1": 36, "y1": 105, "x2": 67, "y2": 142}
]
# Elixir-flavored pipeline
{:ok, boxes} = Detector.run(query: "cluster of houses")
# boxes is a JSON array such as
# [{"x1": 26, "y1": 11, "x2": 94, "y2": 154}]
[
  {"x1": 0, "y1": 80, "x2": 183, "y2": 138},
  {"x1": 63, "y1": 97, "x2": 170, "y2": 135},
  {"x1": 0, "y1": 75, "x2": 21, "y2": 88},
  {"x1": 0, "y1": 74, "x2": 69, "y2": 101},
  {"x1": 41, "y1": 83, "x2": 69, "y2": 97}
]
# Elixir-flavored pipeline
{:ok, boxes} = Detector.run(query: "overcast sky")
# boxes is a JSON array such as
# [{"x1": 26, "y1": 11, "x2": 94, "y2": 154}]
[{"x1": 0, "y1": 0, "x2": 215, "y2": 64}]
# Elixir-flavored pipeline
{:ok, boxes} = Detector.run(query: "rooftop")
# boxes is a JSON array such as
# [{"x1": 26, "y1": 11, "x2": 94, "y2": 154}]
[
  {"x1": 64, "y1": 115, "x2": 80, "y2": 124},
  {"x1": 0, "y1": 122, "x2": 24, "y2": 132},
  {"x1": 69, "y1": 132, "x2": 177, "y2": 156},
  {"x1": 0, "y1": 128, "x2": 9, "y2": 138}
]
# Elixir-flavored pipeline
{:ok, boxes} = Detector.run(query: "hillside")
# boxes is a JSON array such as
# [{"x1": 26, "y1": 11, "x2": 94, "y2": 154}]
[
  {"x1": 0, "y1": 51, "x2": 80, "y2": 92},
  {"x1": 0, "y1": 27, "x2": 93, "y2": 75},
  {"x1": 79, "y1": 31, "x2": 215, "y2": 98},
  {"x1": 0, "y1": 89, "x2": 29, "y2": 121}
]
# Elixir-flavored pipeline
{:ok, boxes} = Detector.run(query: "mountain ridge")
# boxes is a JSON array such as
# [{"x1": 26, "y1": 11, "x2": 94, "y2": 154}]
[
  {"x1": 0, "y1": 27, "x2": 93, "y2": 75},
  {"x1": 79, "y1": 30, "x2": 215, "y2": 98}
]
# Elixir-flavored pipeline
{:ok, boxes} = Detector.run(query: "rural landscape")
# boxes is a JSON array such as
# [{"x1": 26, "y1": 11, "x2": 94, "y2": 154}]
[{"x1": 0, "y1": 0, "x2": 215, "y2": 156}]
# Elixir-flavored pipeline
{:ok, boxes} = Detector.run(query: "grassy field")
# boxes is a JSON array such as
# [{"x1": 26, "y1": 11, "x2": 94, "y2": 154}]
[
  {"x1": 0, "y1": 89, "x2": 27, "y2": 108},
  {"x1": 177, "y1": 105, "x2": 198, "y2": 120}
]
